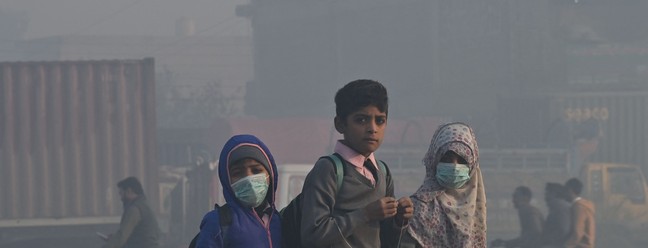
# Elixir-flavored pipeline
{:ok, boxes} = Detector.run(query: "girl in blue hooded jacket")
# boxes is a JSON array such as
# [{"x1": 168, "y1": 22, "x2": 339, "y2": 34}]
[{"x1": 196, "y1": 134, "x2": 282, "y2": 248}]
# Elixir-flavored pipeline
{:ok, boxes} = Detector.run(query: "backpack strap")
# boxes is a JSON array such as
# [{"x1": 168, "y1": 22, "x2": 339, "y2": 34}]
[
  {"x1": 218, "y1": 204, "x2": 232, "y2": 225},
  {"x1": 378, "y1": 160, "x2": 393, "y2": 197},
  {"x1": 325, "y1": 153, "x2": 345, "y2": 190},
  {"x1": 217, "y1": 204, "x2": 233, "y2": 246},
  {"x1": 377, "y1": 160, "x2": 387, "y2": 174}
]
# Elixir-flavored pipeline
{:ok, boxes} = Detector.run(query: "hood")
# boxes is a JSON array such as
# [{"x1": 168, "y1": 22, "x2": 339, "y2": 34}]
[
  {"x1": 218, "y1": 134, "x2": 278, "y2": 208},
  {"x1": 423, "y1": 122, "x2": 479, "y2": 180}
]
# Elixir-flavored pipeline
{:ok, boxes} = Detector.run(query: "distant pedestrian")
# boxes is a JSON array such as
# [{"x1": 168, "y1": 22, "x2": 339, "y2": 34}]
[
  {"x1": 103, "y1": 177, "x2": 160, "y2": 248},
  {"x1": 540, "y1": 183, "x2": 571, "y2": 248},
  {"x1": 563, "y1": 178, "x2": 595, "y2": 248},
  {"x1": 492, "y1": 186, "x2": 544, "y2": 248}
]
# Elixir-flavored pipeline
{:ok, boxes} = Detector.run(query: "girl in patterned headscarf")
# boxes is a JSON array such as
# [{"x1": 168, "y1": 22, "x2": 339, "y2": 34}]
[{"x1": 398, "y1": 122, "x2": 487, "y2": 248}]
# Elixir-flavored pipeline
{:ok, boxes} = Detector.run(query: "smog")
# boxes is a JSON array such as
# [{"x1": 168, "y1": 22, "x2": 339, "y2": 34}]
[{"x1": 1, "y1": 1, "x2": 647, "y2": 247}]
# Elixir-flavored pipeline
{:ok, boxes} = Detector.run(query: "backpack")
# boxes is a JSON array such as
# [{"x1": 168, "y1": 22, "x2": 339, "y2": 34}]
[
  {"x1": 188, "y1": 203, "x2": 232, "y2": 248},
  {"x1": 280, "y1": 153, "x2": 389, "y2": 248}
]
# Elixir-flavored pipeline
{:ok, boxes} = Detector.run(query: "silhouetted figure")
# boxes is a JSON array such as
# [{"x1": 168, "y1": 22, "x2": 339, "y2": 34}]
[
  {"x1": 540, "y1": 183, "x2": 571, "y2": 248},
  {"x1": 104, "y1": 177, "x2": 160, "y2": 248},
  {"x1": 563, "y1": 178, "x2": 595, "y2": 248},
  {"x1": 492, "y1": 186, "x2": 544, "y2": 248}
]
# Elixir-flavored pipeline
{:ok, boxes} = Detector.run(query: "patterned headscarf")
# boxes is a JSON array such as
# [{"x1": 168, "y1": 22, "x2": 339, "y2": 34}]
[{"x1": 407, "y1": 122, "x2": 487, "y2": 247}]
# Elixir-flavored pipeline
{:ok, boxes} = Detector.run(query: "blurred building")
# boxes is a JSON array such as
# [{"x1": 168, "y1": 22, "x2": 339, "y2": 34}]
[
  {"x1": 0, "y1": 8, "x2": 29, "y2": 61},
  {"x1": 558, "y1": 0, "x2": 648, "y2": 90},
  {"x1": 238, "y1": 0, "x2": 565, "y2": 119},
  {"x1": 238, "y1": 1, "x2": 648, "y2": 158},
  {"x1": 12, "y1": 21, "x2": 253, "y2": 128}
]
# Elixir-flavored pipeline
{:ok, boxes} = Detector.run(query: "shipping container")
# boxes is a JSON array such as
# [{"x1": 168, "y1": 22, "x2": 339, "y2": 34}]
[
  {"x1": 549, "y1": 91, "x2": 648, "y2": 167},
  {"x1": 497, "y1": 90, "x2": 648, "y2": 171},
  {"x1": 0, "y1": 58, "x2": 157, "y2": 227}
]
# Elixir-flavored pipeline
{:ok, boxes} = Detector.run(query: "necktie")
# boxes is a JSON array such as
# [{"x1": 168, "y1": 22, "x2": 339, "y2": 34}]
[{"x1": 364, "y1": 159, "x2": 378, "y2": 182}]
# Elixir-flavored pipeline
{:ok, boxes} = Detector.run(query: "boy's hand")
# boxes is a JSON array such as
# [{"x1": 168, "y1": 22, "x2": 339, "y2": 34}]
[
  {"x1": 395, "y1": 197, "x2": 413, "y2": 226},
  {"x1": 364, "y1": 197, "x2": 398, "y2": 221}
]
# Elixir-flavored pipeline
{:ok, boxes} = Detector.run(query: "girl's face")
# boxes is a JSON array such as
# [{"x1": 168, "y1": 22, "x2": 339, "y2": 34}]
[
  {"x1": 229, "y1": 158, "x2": 270, "y2": 185},
  {"x1": 439, "y1": 151, "x2": 467, "y2": 164}
]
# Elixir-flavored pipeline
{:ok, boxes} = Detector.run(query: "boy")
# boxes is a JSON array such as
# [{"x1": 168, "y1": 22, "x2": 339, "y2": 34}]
[
  {"x1": 196, "y1": 134, "x2": 281, "y2": 248},
  {"x1": 563, "y1": 178, "x2": 595, "y2": 248},
  {"x1": 300, "y1": 79, "x2": 414, "y2": 247}
]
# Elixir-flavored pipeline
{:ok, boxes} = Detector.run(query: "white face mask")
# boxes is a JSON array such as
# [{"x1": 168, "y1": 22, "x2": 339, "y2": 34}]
[{"x1": 231, "y1": 174, "x2": 269, "y2": 208}]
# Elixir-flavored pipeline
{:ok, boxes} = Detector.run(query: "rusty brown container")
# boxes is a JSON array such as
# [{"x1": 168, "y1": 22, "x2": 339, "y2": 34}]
[{"x1": 0, "y1": 58, "x2": 157, "y2": 223}]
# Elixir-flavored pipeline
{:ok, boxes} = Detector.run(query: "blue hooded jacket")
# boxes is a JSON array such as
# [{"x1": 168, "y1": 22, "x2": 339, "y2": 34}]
[{"x1": 196, "y1": 134, "x2": 282, "y2": 248}]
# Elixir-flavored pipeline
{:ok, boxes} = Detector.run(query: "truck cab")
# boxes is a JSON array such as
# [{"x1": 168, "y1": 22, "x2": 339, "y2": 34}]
[
  {"x1": 275, "y1": 164, "x2": 314, "y2": 209},
  {"x1": 582, "y1": 163, "x2": 648, "y2": 227}
]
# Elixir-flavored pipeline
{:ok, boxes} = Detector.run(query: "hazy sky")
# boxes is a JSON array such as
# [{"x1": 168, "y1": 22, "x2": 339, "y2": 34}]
[{"x1": 0, "y1": 0, "x2": 250, "y2": 39}]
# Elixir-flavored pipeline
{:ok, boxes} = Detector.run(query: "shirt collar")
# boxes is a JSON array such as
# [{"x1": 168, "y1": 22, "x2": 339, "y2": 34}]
[
  {"x1": 255, "y1": 203, "x2": 273, "y2": 225},
  {"x1": 333, "y1": 140, "x2": 377, "y2": 169},
  {"x1": 572, "y1": 196, "x2": 582, "y2": 205}
]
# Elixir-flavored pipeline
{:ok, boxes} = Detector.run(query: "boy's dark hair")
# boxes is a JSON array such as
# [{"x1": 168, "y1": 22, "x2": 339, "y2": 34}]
[
  {"x1": 335, "y1": 79, "x2": 388, "y2": 120},
  {"x1": 545, "y1": 183, "x2": 565, "y2": 195},
  {"x1": 118, "y1": 176, "x2": 144, "y2": 195},
  {"x1": 514, "y1": 186, "x2": 533, "y2": 199},
  {"x1": 565, "y1": 178, "x2": 583, "y2": 195}
]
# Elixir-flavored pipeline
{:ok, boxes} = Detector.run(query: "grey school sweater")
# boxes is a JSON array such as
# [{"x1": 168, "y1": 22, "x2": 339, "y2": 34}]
[{"x1": 300, "y1": 157, "x2": 400, "y2": 248}]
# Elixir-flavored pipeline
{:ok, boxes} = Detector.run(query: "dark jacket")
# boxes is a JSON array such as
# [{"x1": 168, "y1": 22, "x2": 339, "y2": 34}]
[
  {"x1": 196, "y1": 135, "x2": 282, "y2": 248},
  {"x1": 126, "y1": 197, "x2": 160, "y2": 248},
  {"x1": 542, "y1": 198, "x2": 571, "y2": 246},
  {"x1": 506, "y1": 204, "x2": 544, "y2": 248},
  {"x1": 104, "y1": 196, "x2": 160, "y2": 248}
]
